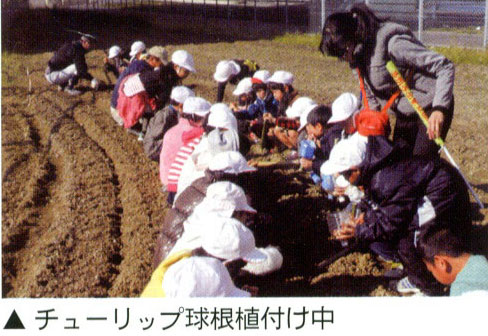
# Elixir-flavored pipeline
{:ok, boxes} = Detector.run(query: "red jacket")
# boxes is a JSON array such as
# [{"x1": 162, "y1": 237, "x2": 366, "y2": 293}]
[{"x1": 116, "y1": 74, "x2": 157, "y2": 128}]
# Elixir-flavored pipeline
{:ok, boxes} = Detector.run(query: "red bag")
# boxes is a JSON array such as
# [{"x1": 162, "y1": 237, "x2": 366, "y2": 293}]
[{"x1": 355, "y1": 68, "x2": 407, "y2": 136}]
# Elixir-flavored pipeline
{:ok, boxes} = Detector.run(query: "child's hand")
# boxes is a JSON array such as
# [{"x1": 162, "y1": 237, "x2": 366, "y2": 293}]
[
  {"x1": 299, "y1": 158, "x2": 313, "y2": 170},
  {"x1": 333, "y1": 185, "x2": 347, "y2": 197},
  {"x1": 354, "y1": 212, "x2": 365, "y2": 225},
  {"x1": 334, "y1": 222, "x2": 356, "y2": 240},
  {"x1": 263, "y1": 113, "x2": 275, "y2": 123}
]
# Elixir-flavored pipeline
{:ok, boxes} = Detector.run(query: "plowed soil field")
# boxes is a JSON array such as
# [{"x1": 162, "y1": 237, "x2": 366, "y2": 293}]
[{"x1": 2, "y1": 10, "x2": 488, "y2": 298}]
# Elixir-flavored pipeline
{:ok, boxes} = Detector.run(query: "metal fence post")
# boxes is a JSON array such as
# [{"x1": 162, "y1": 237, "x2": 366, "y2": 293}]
[
  {"x1": 321, "y1": 0, "x2": 326, "y2": 31},
  {"x1": 484, "y1": 0, "x2": 488, "y2": 48},
  {"x1": 285, "y1": 0, "x2": 289, "y2": 32},
  {"x1": 418, "y1": 0, "x2": 424, "y2": 42}
]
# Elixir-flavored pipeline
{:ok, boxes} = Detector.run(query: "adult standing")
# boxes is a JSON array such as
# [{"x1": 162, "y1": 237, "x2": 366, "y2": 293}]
[
  {"x1": 45, "y1": 34, "x2": 100, "y2": 95},
  {"x1": 320, "y1": 4, "x2": 455, "y2": 158}
]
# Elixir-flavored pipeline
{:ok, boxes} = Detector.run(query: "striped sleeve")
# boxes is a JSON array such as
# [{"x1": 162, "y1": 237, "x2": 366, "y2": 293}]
[{"x1": 167, "y1": 137, "x2": 201, "y2": 192}]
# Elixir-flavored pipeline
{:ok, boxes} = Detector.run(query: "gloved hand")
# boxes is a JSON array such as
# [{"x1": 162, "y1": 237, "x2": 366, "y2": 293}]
[{"x1": 91, "y1": 78, "x2": 100, "y2": 90}]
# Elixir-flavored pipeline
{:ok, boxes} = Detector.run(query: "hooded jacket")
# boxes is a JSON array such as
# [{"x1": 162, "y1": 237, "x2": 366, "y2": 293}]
[
  {"x1": 143, "y1": 105, "x2": 179, "y2": 161},
  {"x1": 360, "y1": 22, "x2": 454, "y2": 117},
  {"x1": 355, "y1": 136, "x2": 470, "y2": 243}
]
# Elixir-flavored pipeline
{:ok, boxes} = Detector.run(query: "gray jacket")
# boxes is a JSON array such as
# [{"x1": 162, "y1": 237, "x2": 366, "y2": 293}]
[
  {"x1": 362, "y1": 22, "x2": 455, "y2": 117},
  {"x1": 143, "y1": 105, "x2": 179, "y2": 161}
]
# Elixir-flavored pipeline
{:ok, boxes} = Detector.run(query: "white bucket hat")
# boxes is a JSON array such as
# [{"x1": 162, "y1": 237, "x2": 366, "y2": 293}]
[
  {"x1": 108, "y1": 45, "x2": 122, "y2": 59},
  {"x1": 297, "y1": 104, "x2": 319, "y2": 132},
  {"x1": 208, "y1": 151, "x2": 257, "y2": 174},
  {"x1": 328, "y1": 92, "x2": 359, "y2": 124},
  {"x1": 268, "y1": 70, "x2": 294, "y2": 85},
  {"x1": 129, "y1": 41, "x2": 145, "y2": 57},
  {"x1": 320, "y1": 132, "x2": 368, "y2": 176},
  {"x1": 214, "y1": 60, "x2": 241, "y2": 83},
  {"x1": 201, "y1": 217, "x2": 266, "y2": 262},
  {"x1": 183, "y1": 97, "x2": 211, "y2": 117},
  {"x1": 232, "y1": 77, "x2": 253, "y2": 96},
  {"x1": 170, "y1": 86, "x2": 195, "y2": 104},
  {"x1": 147, "y1": 45, "x2": 169, "y2": 65},
  {"x1": 199, "y1": 181, "x2": 256, "y2": 217},
  {"x1": 286, "y1": 97, "x2": 317, "y2": 119},
  {"x1": 172, "y1": 50, "x2": 196, "y2": 73},
  {"x1": 251, "y1": 70, "x2": 271, "y2": 84},
  {"x1": 163, "y1": 256, "x2": 250, "y2": 297},
  {"x1": 208, "y1": 103, "x2": 238, "y2": 130}
]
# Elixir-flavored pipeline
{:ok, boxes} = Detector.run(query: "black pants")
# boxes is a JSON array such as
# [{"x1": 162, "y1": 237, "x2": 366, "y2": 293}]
[
  {"x1": 397, "y1": 231, "x2": 446, "y2": 295},
  {"x1": 393, "y1": 99, "x2": 454, "y2": 158}
]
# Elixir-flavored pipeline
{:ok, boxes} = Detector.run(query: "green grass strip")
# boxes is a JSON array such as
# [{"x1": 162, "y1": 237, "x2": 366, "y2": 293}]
[{"x1": 274, "y1": 33, "x2": 488, "y2": 66}]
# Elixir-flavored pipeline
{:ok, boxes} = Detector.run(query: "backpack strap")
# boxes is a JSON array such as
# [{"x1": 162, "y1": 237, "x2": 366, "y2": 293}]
[{"x1": 356, "y1": 67, "x2": 413, "y2": 113}]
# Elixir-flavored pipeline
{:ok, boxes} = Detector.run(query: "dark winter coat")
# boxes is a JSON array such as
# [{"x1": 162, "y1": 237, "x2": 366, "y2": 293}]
[
  {"x1": 355, "y1": 136, "x2": 471, "y2": 243},
  {"x1": 312, "y1": 123, "x2": 344, "y2": 175},
  {"x1": 138, "y1": 62, "x2": 181, "y2": 109},
  {"x1": 48, "y1": 40, "x2": 93, "y2": 81}
]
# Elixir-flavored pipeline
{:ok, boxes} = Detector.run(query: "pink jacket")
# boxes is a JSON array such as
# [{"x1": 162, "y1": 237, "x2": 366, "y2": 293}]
[
  {"x1": 116, "y1": 74, "x2": 156, "y2": 129},
  {"x1": 159, "y1": 118, "x2": 203, "y2": 186}
]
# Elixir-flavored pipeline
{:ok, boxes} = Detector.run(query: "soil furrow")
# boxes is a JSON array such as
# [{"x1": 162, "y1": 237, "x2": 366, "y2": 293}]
[
  {"x1": 5, "y1": 92, "x2": 123, "y2": 297},
  {"x1": 70, "y1": 97, "x2": 167, "y2": 296}
]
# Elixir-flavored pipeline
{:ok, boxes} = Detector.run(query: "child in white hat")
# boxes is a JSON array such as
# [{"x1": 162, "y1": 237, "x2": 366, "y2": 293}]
[
  {"x1": 214, "y1": 59, "x2": 259, "y2": 103},
  {"x1": 160, "y1": 97, "x2": 211, "y2": 204},
  {"x1": 153, "y1": 152, "x2": 259, "y2": 268},
  {"x1": 176, "y1": 103, "x2": 240, "y2": 197},
  {"x1": 129, "y1": 40, "x2": 146, "y2": 62},
  {"x1": 103, "y1": 45, "x2": 129, "y2": 81},
  {"x1": 230, "y1": 77, "x2": 255, "y2": 114},
  {"x1": 142, "y1": 255, "x2": 251, "y2": 297},
  {"x1": 143, "y1": 86, "x2": 195, "y2": 161}
]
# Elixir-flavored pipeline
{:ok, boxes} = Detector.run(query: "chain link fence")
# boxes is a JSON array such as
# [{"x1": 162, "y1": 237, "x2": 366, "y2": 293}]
[
  {"x1": 310, "y1": 0, "x2": 488, "y2": 48},
  {"x1": 4, "y1": 0, "x2": 488, "y2": 48}
]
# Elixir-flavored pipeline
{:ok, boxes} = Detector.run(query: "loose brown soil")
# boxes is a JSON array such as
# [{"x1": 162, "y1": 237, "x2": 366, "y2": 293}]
[{"x1": 2, "y1": 10, "x2": 487, "y2": 298}]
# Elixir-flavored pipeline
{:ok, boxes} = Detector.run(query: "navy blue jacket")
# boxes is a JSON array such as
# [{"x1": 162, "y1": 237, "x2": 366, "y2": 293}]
[
  {"x1": 235, "y1": 93, "x2": 279, "y2": 120},
  {"x1": 312, "y1": 123, "x2": 344, "y2": 175},
  {"x1": 355, "y1": 136, "x2": 471, "y2": 243}
]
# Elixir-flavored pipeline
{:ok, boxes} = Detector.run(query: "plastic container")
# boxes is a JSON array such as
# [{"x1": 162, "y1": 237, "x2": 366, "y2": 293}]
[
  {"x1": 327, "y1": 209, "x2": 352, "y2": 247},
  {"x1": 299, "y1": 139, "x2": 316, "y2": 159}
]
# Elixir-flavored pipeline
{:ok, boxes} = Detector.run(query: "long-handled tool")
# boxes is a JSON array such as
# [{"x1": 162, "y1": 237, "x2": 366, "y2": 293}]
[{"x1": 386, "y1": 61, "x2": 484, "y2": 209}]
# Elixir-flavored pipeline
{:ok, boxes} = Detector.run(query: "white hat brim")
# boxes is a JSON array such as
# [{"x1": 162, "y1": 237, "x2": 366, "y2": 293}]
[
  {"x1": 214, "y1": 72, "x2": 230, "y2": 83},
  {"x1": 242, "y1": 247, "x2": 267, "y2": 263},
  {"x1": 236, "y1": 203, "x2": 257, "y2": 214}
]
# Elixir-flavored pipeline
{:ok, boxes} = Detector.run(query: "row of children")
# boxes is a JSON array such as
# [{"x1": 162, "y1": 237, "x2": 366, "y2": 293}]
[
  {"x1": 45, "y1": 34, "x2": 487, "y2": 297},
  {"x1": 108, "y1": 44, "x2": 487, "y2": 296},
  {"x1": 103, "y1": 42, "x2": 291, "y2": 296}
]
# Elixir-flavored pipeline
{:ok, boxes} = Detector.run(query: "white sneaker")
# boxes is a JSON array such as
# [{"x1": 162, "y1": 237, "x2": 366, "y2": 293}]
[
  {"x1": 65, "y1": 87, "x2": 82, "y2": 96},
  {"x1": 396, "y1": 276, "x2": 421, "y2": 294},
  {"x1": 137, "y1": 133, "x2": 144, "y2": 142}
]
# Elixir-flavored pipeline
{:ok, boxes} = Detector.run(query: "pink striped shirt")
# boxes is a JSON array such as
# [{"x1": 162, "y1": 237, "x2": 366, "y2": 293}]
[{"x1": 167, "y1": 137, "x2": 202, "y2": 192}]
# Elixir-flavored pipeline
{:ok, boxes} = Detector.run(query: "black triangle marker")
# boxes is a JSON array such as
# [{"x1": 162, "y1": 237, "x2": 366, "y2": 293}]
[{"x1": 4, "y1": 310, "x2": 25, "y2": 329}]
